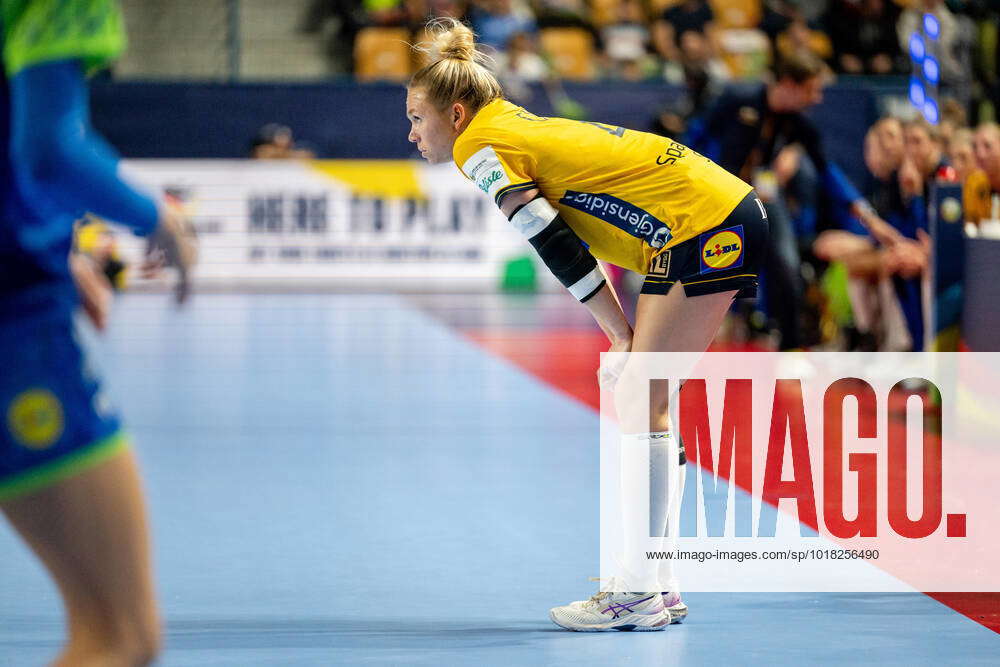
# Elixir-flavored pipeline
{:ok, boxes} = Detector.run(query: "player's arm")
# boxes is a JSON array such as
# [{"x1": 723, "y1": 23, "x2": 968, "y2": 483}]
[
  {"x1": 10, "y1": 60, "x2": 195, "y2": 265},
  {"x1": 499, "y1": 188, "x2": 633, "y2": 347}
]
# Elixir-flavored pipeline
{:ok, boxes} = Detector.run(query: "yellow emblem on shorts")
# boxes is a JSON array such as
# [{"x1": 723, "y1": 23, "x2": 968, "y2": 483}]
[
  {"x1": 701, "y1": 230, "x2": 744, "y2": 271},
  {"x1": 7, "y1": 389, "x2": 64, "y2": 450}
]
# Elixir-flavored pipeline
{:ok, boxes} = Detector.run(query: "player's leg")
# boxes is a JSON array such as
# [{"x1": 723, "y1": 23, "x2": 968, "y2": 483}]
[
  {"x1": 550, "y1": 192, "x2": 769, "y2": 631},
  {"x1": 0, "y1": 314, "x2": 161, "y2": 665},
  {"x1": 1, "y1": 449, "x2": 161, "y2": 666},
  {"x1": 624, "y1": 191, "x2": 768, "y2": 616},
  {"x1": 621, "y1": 283, "x2": 736, "y2": 619},
  {"x1": 620, "y1": 283, "x2": 738, "y2": 431},
  {"x1": 550, "y1": 287, "x2": 734, "y2": 631}
]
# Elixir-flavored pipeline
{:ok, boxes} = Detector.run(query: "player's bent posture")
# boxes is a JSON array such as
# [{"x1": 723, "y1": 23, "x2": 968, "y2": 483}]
[
  {"x1": 406, "y1": 18, "x2": 768, "y2": 632},
  {"x1": 0, "y1": 1, "x2": 194, "y2": 664}
]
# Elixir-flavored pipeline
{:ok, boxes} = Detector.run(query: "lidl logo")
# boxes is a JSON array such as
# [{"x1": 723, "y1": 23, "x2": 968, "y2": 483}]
[
  {"x1": 7, "y1": 389, "x2": 64, "y2": 450},
  {"x1": 700, "y1": 226, "x2": 744, "y2": 273}
]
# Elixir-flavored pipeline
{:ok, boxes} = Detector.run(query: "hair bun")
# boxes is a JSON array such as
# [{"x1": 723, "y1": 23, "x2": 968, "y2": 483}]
[{"x1": 429, "y1": 18, "x2": 478, "y2": 62}]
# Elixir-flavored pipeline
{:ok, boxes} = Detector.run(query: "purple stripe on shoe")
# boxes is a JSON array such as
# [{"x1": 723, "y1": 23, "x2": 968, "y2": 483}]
[{"x1": 603, "y1": 596, "x2": 654, "y2": 619}]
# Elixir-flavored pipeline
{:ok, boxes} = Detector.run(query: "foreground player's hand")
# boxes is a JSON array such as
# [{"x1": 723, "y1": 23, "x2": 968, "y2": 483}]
[
  {"x1": 598, "y1": 336, "x2": 633, "y2": 392},
  {"x1": 70, "y1": 252, "x2": 113, "y2": 332},
  {"x1": 147, "y1": 204, "x2": 198, "y2": 304}
]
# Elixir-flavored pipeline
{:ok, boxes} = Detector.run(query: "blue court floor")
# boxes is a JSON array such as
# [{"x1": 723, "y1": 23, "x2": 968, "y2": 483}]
[{"x1": 0, "y1": 294, "x2": 996, "y2": 665}]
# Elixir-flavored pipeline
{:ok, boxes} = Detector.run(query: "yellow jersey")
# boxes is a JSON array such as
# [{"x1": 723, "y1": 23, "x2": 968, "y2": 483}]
[{"x1": 452, "y1": 98, "x2": 753, "y2": 274}]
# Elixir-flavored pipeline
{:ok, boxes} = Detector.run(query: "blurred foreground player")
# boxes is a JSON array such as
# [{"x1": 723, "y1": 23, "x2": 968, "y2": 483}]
[
  {"x1": 406, "y1": 18, "x2": 769, "y2": 632},
  {"x1": 0, "y1": 1, "x2": 194, "y2": 664}
]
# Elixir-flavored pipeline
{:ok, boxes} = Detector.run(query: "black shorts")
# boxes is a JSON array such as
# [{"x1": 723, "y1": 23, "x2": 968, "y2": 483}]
[{"x1": 641, "y1": 190, "x2": 769, "y2": 299}]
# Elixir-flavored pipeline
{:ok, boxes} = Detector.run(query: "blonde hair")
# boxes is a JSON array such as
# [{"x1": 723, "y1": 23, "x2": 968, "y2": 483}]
[{"x1": 409, "y1": 18, "x2": 503, "y2": 112}]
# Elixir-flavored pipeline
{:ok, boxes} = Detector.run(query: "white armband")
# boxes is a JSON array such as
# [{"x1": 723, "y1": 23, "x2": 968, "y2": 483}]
[{"x1": 509, "y1": 197, "x2": 558, "y2": 239}]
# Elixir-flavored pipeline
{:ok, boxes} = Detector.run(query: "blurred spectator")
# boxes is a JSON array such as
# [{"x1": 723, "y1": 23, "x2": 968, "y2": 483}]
[
  {"x1": 425, "y1": 0, "x2": 468, "y2": 19},
  {"x1": 972, "y1": 122, "x2": 1000, "y2": 178},
  {"x1": 964, "y1": 122, "x2": 1000, "y2": 224},
  {"x1": 868, "y1": 116, "x2": 905, "y2": 214},
  {"x1": 758, "y1": 0, "x2": 806, "y2": 51},
  {"x1": 948, "y1": 127, "x2": 976, "y2": 183},
  {"x1": 938, "y1": 96, "x2": 968, "y2": 147},
  {"x1": 250, "y1": 124, "x2": 316, "y2": 159},
  {"x1": 902, "y1": 118, "x2": 948, "y2": 195},
  {"x1": 363, "y1": 0, "x2": 424, "y2": 26},
  {"x1": 494, "y1": 31, "x2": 549, "y2": 100},
  {"x1": 664, "y1": 28, "x2": 729, "y2": 85},
  {"x1": 687, "y1": 52, "x2": 895, "y2": 349},
  {"x1": 814, "y1": 118, "x2": 927, "y2": 350},
  {"x1": 301, "y1": 0, "x2": 366, "y2": 74},
  {"x1": 494, "y1": 31, "x2": 548, "y2": 81},
  {"x1": 601, "y1": 0, "x2": 654, "y2": 81},
  {"x1": 776, "y1": 17, "x2": 834, "y2": 65},
  {"x1": 655, "y1": 31, "x2": 728, "y2": 138},
  {"x1": 897, "y1": 0, "x2": 975, "y2": 107},
  {"x1": 652, "y1": 0, "x2": 716, "y2": 64},
  {"x1": 469, "y1": 0, "x2": 538, "y2": 52},
  {"x1": 824, "y1": 0, "x2": 903, "y2": 74},
  {"x1": 530, "y1": 0, "x2": 594, "y2": 30},
  {"x1": 874, "y1": 115, "x2": 905, "y2": 171}
]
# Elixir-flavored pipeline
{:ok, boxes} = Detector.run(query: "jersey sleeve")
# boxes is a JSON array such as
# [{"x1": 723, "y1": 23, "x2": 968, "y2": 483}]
[
  {"x1": 453, "y1": 129, "x2": 538, "y2": 207},
  {"x1": 2, "y1": 0, "x2": 126, "y2": 77}
]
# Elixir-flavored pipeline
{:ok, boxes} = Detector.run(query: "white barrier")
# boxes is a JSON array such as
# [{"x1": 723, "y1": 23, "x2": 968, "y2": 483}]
[{"x1": 117, "y1": 159, "x2": 533, "y2": 289}]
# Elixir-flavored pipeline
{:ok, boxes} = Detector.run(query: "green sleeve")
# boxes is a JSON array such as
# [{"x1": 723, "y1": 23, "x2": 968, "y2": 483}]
[{"x1": 2, "y1": 0, "x2": 126, "y2": 77}]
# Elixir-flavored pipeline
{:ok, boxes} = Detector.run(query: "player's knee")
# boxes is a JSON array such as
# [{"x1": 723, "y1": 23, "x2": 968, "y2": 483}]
[{"x1": 613, "y1": 377, "x2": 671, "y2": 434}]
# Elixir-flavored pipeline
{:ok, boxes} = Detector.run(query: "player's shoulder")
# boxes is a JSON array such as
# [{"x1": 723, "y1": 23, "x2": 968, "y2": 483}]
[
  {"x1": 453, "y1": 99, "x2": 534, "y2": 172},
  {"x1": 457, "y1": 99, "x2": 530, "y2": 143}
]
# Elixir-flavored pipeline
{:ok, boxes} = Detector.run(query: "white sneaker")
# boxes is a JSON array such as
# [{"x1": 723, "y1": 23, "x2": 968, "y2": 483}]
[
  {"x1": 549, "y1": 584, "x2": 672, "y2": 632},
  {"x1": 661, "y1": 591, "x2": 688, "y2": 623},
  {"x1": 558, "y1": 580, "x2": 688, "y2": 625}
]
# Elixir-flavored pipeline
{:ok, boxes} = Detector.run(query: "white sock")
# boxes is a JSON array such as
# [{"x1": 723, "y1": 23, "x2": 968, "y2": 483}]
[
  {"x1": 620, "y1": 431, "x2": 685, "y2": 593},
  {"x1": 650, "y1": 432, "x2": 685, "y2": 593}
]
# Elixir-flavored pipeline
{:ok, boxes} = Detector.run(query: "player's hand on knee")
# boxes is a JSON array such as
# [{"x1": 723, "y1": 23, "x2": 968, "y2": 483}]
[{"x1": 598, "y1": 336, "x2": 632, "y2": 392}]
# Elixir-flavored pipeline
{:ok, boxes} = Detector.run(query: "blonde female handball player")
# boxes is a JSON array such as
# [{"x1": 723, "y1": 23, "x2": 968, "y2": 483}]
[{"x1": 405, "y1": 19, "x2": 769, "y2": 632}]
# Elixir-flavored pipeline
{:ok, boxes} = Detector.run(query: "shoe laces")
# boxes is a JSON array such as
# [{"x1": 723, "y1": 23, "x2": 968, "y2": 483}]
[{"x1": 584, "y1": 576, "x2": 622, "y2": 606}]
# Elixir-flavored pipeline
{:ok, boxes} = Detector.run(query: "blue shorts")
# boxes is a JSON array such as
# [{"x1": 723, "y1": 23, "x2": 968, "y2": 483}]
[{"x1": 0, "y1": 310, "x2": 125, "y2": 502}]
